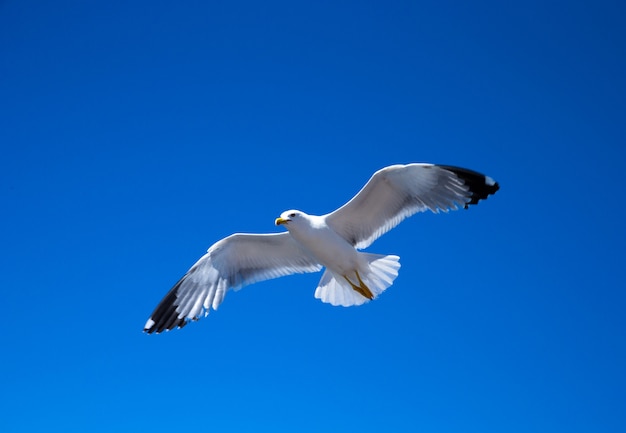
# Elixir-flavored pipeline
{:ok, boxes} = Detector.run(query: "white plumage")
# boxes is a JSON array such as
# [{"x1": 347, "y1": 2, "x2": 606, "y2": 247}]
[{"x1": 144, "y1": 163, "x2": 499, "y2": 333}]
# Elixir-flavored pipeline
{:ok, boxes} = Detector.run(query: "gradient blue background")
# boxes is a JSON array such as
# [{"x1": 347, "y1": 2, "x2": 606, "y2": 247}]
[{"x1": 1, "y1": 1, "x2": 625, "y2": 432}]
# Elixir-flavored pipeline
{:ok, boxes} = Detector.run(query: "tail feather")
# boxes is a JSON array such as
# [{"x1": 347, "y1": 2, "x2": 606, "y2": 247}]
[
  {"x1": 314, "y1": 253, "x2": 401, "y2": 307},
  {"x1": 315, "y1": 269, "x2": 368, "y2": 306}
]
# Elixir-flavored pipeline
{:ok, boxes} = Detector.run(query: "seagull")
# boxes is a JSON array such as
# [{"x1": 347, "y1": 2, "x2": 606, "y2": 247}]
[{"x1": 144, "y1": 163, "x2": 499, "y2": 333}]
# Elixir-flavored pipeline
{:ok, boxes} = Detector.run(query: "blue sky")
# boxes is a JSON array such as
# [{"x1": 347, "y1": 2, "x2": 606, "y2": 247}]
[{"x1": 1, "y1": 0, "x2": 625, "y2": 431}]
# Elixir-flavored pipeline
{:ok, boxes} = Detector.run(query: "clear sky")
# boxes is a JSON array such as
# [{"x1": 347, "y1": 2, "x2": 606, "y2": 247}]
[{"x1": 1, "y1": 1, "x2": 625, "y2": 432}]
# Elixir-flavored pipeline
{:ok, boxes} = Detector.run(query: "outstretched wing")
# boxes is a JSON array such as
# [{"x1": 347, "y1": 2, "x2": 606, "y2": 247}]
[
  {"x1": 144, "y1": 232, "x2": 321, "y2": 333},
  {"x1": 325, "y1": 163, "x2": 499, "y2": 249}
]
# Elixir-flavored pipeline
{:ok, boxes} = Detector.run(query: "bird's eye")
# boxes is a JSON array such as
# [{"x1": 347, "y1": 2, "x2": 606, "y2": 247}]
[{"x1": 289, "y1": 212, "x2": 296, "y2": 218}]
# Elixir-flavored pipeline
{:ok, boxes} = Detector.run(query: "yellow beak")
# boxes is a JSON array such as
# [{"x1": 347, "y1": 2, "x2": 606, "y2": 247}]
[{"x1": 275, "y1": 217, "x2": 289, "y2": 226}]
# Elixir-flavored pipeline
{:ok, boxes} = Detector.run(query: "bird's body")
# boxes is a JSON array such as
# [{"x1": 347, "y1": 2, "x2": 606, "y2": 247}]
[
  {"x1": 281, "y1": 212, "x2": 360, "y2": 275},
  {"x1": 144, "y1": 163, "x2": 499, "y2": 333},
  {"x1": 275, "y1": 211, "x2": 397, "y2": 304}
]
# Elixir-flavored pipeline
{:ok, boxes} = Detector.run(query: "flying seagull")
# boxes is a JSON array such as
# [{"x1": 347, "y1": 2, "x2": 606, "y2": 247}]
[{"x1": 144, "y1": 163, "x2": 499, "y2": 333}]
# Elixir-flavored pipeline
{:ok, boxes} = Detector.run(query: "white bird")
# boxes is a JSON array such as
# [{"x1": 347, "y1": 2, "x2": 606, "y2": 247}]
[{"x1": 144, "y1": 163, "x2": 499, "y2": 333}]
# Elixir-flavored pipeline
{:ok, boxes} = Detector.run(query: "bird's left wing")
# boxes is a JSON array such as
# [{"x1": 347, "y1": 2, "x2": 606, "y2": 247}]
[
  {"x1": 325, "y1": 163, "x2": 499, "y2": 249},
  {"x1": 144, "y1": 232, "x2": 321, "y2": 333}
]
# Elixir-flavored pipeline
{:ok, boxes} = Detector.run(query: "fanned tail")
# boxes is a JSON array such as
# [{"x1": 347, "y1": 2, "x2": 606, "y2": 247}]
[{"x1": 314, "y1": 253, "x2": 401, "y2": 307}]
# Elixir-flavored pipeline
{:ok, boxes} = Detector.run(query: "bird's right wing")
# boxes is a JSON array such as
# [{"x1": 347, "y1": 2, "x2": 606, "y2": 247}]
[
  {"x1": 325, "y1": 164, "x2": 499, "y2": 249},
  {"x1": 144, "y1": 232, "x2": 321, "y2": 333}
]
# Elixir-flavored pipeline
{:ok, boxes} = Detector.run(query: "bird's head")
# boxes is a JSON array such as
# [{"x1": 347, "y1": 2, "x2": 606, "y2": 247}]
[{"x1": 275, "y1": 210, "x2": 304, "y2": 227}]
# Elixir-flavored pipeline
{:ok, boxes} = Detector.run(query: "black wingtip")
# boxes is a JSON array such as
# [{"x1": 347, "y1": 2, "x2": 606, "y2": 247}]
[
  {"x1": 437, "y1": 165, "x2": 500, "y2": 207},
  {"x1": 144, "y1": 314, "x2": 187, "y2": 334},
  {"x1": 143, "y1": 276, "x2": 189, "y2": 334}
]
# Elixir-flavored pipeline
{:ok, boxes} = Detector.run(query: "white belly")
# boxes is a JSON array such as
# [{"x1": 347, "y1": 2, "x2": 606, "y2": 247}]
[{"x1": 289, "y1": 222, "x2": 359, "y2": 275}]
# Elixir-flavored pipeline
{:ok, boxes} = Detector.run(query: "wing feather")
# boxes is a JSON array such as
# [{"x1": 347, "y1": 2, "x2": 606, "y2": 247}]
[
  {"x1": 325, "y1": 163, "x2": 499, "y2": 249},
  {"x1": 144, "y1": 232, "x2": 321, "y2": 333}
]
